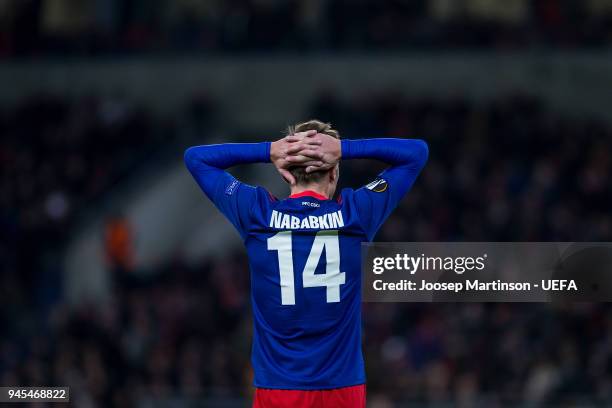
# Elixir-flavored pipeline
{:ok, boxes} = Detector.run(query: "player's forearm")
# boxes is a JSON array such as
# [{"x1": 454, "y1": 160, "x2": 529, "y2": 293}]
[
  {"x1": 184, "y1": 142, "x2": 271, "y2": 172},
  {"x1": 341, "y1": 138, "x2": 429, "y2": 169}
]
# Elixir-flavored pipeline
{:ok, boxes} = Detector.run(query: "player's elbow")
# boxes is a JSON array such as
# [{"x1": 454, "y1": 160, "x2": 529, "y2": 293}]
[
  {"x1": 184, "y1": 146, "x2": 199, "y2": 171},
  {"x1": 413, "y1": 139, "x2": 429, "y2": 168}
]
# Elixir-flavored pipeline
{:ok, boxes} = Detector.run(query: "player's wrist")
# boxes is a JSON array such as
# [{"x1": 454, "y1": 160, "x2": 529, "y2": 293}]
[
  {"x1": 269, "y1": 141, "x2": 280, "y2": 163},
  {"x1": 340, "y1": 139, "x2": 352, "y2": 160},
  {"x1": 266, "y1": 142, "x2": 273, "y2": 162},
  {"x1": 335, "y1": 138, "x2": 342, "y2": 161}
]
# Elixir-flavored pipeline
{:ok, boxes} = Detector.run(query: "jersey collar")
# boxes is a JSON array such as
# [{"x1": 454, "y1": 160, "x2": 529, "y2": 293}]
[{"x1": 288, "y1": 190, "x2": 329, "y2": 200}]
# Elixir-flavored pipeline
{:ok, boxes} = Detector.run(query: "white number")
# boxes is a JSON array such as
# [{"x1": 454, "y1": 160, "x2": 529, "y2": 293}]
[
  {"x1": 267, "y1": 231, "x2": 295, "y2": 305},
  {"x1": 302, "y1": 231, "x2": 345, "y2": 303},
  {"x1": 267, "y1": 231, "x2": 346, "y2": 305}
]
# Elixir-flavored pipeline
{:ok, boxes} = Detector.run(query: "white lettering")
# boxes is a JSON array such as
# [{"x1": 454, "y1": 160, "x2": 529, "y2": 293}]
[
  {"x1": 291, "y1": 216, "x2": 300, "y2": 229},
  {"x1": 331, "y1": 211, "x2": 344, "y2": 228},
  {"x1": 268, "y1": 210, "x2": 344, "y2": 230},
  {"x1": 280, "y1": 214, "x2": 290, "y2": 229},
  {"x1": 318, "y1": 214, "x2": 329, "y2": 229},
  {"x1": 270, "y1": 210, "x2": 282, "y2": 228},
  {"x1": 300, "y1": 217, "x2": 311, "y2": 229},
  {"x1": 309, "y1": 216, "x2": 319, "y2": 229}
]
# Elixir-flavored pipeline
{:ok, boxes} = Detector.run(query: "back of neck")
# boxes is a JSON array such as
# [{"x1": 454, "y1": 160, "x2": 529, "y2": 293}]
[{"x1": 290, "y1": 184, "x2": 329, "y2": 199}]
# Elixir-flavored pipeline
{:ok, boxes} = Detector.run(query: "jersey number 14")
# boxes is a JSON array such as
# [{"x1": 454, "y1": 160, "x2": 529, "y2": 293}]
[{"x1": 267, "y1": 230, "x2": 346, "y2": 305}]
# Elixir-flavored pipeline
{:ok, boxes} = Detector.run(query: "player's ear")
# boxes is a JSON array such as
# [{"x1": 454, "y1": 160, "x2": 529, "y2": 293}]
[{"x1": 329, "y1": 164, "x2": 339, "y2": 183}]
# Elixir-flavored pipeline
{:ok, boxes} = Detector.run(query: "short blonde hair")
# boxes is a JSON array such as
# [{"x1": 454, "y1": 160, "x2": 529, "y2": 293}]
[{"x1": 285, "y1": 120, "x2": 340, "y2": 184}]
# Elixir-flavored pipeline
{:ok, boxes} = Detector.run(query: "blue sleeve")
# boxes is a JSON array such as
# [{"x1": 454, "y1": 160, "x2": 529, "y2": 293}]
[
  {"x1": 342, "y1": 138, "x2": 428, "y2": 240},
  {"x1": 184, "y1": 142, "x2": 271, "y2": 238}
]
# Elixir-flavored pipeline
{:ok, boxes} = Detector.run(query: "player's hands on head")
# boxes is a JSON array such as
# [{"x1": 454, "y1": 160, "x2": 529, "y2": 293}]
[
  {"x1": 271, "y1": 130, "x2": 323, "y2": 185},
  {"x1": 285, "y1": 132, "x2": 341, "y2": 174}
]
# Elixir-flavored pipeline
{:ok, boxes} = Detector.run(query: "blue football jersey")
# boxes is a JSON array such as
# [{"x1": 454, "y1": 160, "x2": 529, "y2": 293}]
[{"x1": 184, "y1": 138, "x2": 428, "y2": 390}]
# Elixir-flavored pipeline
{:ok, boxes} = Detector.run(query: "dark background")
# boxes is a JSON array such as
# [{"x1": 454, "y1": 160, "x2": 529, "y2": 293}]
[{"x1": 1, "y1": 1, "x2": 612, "y2": 407}]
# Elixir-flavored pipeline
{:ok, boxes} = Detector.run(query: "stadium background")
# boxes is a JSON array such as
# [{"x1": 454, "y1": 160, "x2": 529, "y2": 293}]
[{"x1": 2, "y1": 0, "x2": 612, "y2": 406}]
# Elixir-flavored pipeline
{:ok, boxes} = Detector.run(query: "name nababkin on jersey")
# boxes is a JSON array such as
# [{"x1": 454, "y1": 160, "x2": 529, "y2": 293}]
[{"x1": 269, "y1": 210, "x2": 344, "y2": 230}]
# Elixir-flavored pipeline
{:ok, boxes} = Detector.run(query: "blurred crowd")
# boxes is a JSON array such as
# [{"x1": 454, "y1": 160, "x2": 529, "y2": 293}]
[
  {"x1": 6, "y1": 258, "x2": 612, "y2": 407},
  {"x1": 319, "y1": 92, "x2": 612, "y2": 242},
  {"x1": 2, "y1": 92, "x2": 612, "y2": 406},
  {"x1": 2, "y1": 0, "x2": 612, "y2": 57},
  {"x1": 1, "y1": 256, "x2": 252, "y2": 407},
  {"x1": 0, "y1": 94, "x2": 174, "y2": 222},
  {"x1": 0, "y1": 94, "x2": 173, "y2": 384}
]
